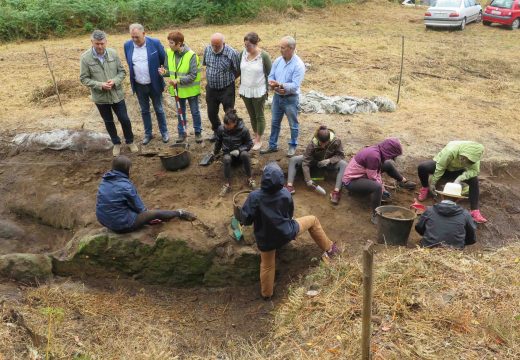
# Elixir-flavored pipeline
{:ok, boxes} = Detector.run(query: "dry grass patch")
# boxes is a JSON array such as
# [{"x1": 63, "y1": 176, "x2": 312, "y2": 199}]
[{"x1": 230, "y1": 244, "x2": 520, "y2": 359}]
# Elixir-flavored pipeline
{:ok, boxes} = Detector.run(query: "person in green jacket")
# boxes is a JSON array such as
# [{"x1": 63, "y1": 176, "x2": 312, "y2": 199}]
[
  {"x1": 80, "y1": 30, "x2": 138, "y2": 157},
  {"x1": 158, "y1": 30, "x2": 202, "y2": 144},
  {"x1": 417, "y1": 141, "x2": 487, "y2": 223}
]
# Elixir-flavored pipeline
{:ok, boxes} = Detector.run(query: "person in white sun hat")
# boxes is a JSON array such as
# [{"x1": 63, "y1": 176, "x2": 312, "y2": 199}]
[{"x1": 415, "y1": 182, "x2": 477, "y2": 249}]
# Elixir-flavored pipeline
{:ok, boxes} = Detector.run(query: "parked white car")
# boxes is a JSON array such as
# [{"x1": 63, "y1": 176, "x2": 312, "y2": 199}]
[{"x1": 424, "y1": 0, "x2": 482, "y2": 30}]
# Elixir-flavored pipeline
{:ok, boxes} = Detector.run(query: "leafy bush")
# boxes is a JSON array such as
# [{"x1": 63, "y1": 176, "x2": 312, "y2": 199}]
[{"x1": 0, "y1": 0, "x2": 353, "y2": 41}]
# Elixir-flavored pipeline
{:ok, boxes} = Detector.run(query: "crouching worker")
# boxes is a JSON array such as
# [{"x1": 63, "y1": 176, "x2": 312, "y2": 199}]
[
  {"x1": 96, "y1": 156, "x2": 196, "y2": 233},
  {"x1": 285, "y1": 125, "x2": 347, "y2": 205},
  {"x1": 415, "y1": 183, "x2": 476, "y2": 249},
  {"x1": 342, "y1": 138, "x2": 416, "y2": 224},
  {"x1": 417, "y1": 141, "x2": 487, "y2": 223},
  {"x1": 239, "y1": 162, "x2": 340, "y2": 300},
  {"x1": 214, "y1": 109, "x2": 255, "y2": 196}
]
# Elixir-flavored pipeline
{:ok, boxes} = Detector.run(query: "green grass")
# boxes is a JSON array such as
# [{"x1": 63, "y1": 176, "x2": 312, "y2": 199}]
[{"x1": 0, "y1": 0, "x2": 353, "y2": 42}]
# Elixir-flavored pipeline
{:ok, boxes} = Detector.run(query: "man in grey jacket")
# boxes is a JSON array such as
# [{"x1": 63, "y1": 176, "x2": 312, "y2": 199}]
[
  {"x1": 415, "y1": 183, "x2": 477, "y2": 249},
  {"x1": 80, "y1": 30, "x2": 138, "y2": 157}
]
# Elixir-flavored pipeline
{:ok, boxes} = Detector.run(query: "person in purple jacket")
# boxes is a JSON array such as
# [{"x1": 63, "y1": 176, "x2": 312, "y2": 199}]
[{"x1": 342, "y1": 138, "x2": 416, "y2": 224}]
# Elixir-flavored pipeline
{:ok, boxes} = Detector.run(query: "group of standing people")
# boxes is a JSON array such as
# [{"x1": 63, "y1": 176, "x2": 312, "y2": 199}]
[{"x1": 80, "y1": 24, "x2": 305, "y2": 158}]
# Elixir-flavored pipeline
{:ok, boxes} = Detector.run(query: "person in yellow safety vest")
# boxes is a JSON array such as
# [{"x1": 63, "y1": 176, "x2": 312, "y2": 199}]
[{"x1": 159, "y1": 31, "x2": 202, "y2": 143}]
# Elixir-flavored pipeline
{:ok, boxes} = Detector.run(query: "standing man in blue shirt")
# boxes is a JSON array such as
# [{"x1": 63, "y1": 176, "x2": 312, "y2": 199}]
[
  {"x1": 203, "y1": 33, "x2": 240, "y2": 142},
  {"x1": 124, "y1": 23, "x2": 169, "y2": 145},
  {"x1": 260, "y1": 36, "x2": 305, "y2": 157}
]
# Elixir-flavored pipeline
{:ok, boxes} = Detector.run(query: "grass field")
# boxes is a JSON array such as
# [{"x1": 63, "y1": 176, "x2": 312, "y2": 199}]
[{"x1": 1, "y1": 1, "x2": 520, "y2": 358}]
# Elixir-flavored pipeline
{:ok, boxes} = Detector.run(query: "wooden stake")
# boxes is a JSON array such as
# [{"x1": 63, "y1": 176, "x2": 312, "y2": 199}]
[
  {"x1": 361, "y1": 240, "x2": 375, "y2": 360},
  {"x1": 43, "y1": 46, "x2": 64, "y2": 112},
  {"x1": 397, "y1": 36, "x2": 404, "y2": 104}
]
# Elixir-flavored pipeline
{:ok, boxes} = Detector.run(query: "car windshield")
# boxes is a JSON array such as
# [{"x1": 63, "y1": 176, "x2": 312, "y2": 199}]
[
  {"x1": 490, "y1": 0, "x2": 513, "y2": 8},
  {"x1": 432, "y1": 0, "x2": 462, "y2": 7}
]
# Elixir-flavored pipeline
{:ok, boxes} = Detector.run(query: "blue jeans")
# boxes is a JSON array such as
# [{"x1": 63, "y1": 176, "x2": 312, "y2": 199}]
[
  {"x1": 178, "y1": 95, "x2": 202, "y2": 136},
  {"x1": 268, "y1": 94, "x2": 299, "y2": 149},
  {"x1": 135, "y1": 83, "x2": 168, "y2": 137}
]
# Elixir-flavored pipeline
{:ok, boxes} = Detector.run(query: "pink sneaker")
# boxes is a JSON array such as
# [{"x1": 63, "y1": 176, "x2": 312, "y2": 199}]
[
  {"x1": 418, "y1": 187, "x2": 429, "y2": 201},
  {"x1": 471, "y1": 210, "x2": 488, "y2": 224}
]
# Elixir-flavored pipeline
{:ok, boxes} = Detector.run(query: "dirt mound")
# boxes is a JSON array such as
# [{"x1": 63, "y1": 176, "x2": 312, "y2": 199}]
[{"x1": 30, "y1": 80, "x2": 89, "y2": 105}]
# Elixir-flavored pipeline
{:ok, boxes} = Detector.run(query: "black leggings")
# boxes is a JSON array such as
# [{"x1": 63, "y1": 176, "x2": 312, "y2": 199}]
[
  {"x1": 121, "y1": 210, "x2": 181, "y2": 233},
  {"x1": 345, "y1": 160, "x2": 404, "y2": 211},
  {"x1": 417, "y1": 160, "x2": 479, "y2": 210},
  {"x1": 223, "y1": 151, "x2": 252, "y2": 182}
]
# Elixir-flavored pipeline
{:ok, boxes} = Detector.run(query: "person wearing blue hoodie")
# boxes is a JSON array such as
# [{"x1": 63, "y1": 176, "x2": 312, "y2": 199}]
[
  {"x1": 239, "y1": 162, "x2": 340, "y2": 299},
  {"x1": 96, "y1": 156, "x2": 196, "y2": 233}
]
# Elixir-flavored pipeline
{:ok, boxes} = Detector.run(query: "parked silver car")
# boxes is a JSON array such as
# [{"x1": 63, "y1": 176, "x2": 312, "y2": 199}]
[{"x1": 424, "y1": 0, "x2": 483, "y2": 30}]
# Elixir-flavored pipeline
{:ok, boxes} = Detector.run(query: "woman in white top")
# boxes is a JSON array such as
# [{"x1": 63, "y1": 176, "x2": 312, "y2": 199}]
[{"x1": 239, "y1": 32, "x2": 272, "y2": 151}]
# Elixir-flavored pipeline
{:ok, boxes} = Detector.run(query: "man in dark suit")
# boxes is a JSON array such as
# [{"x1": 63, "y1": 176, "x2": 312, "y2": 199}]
[{"x1": 124, "y1": 23, "x2": 169, "y2": 145}]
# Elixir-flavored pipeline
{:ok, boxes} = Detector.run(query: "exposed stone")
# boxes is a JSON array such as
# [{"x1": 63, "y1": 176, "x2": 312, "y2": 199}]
[
  {"x1": 7, "y1": 192, "x2": 95, "y2": 230},
  {"x1": 0, "y1": 253, "x2": 53, "y2": 283},
  {"x1": 52, "y1": 222, "x2": 317, "y2": 287},
  {"x1": 0, "y1": 220, "x2": 25, "y2": 239}
]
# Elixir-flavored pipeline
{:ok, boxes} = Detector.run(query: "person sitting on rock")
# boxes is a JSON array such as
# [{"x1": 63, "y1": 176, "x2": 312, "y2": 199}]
[
  {"x1": 239, "y1": 162, "x2": 340, "y2": 300},
  {"x1": 415, "y1": 182, "x2": 476, "y2": 249},
  {"x1": 214, "y1": 109, "x2": 255, "y2": 196},
  {"x1": 342, "y1": 138, "x2": 416, "y2": 224},
  {"x1": 96, "y1": 155, "x2": 196, "y2": 233},
  {"x1": 417, "y1": 140, "x2": 487, "y2": 223},
  {"x1": 285, "y1": 125, "x2": 347, "y2": 205}
]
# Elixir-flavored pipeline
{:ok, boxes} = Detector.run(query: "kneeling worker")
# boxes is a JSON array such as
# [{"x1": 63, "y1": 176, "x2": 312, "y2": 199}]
[
  {"x1": 415, "y1": 182, "x2": 476, "y2": 249},
  {"x1": 96, "y1": 156, "x2": 196, "y2": 233},
  {"x1": 239, "y1": 162, "x2": 340, "y2": 300},
  {"x1": 342, "y1": 138, "x2": 416, "y2": 224},
  {"x1": 417, "y1": 140, "x2": 487, "y2": 223},
  {"x1": 285, "y1": 125, "x2": 347, "y2": 204}
]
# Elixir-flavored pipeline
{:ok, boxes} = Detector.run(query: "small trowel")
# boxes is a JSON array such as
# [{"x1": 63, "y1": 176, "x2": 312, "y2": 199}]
[{"x1": 199, "y1": 153, "x2": 215, "y2": 166}]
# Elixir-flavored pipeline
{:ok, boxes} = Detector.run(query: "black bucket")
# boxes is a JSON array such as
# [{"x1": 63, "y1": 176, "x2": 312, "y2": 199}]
[
  {"x1": 159, "y1": 143, "x2": 190, "y2": 171},
  {"x1": 375, "y1": 205, "x2": 416, "y2": 246}
]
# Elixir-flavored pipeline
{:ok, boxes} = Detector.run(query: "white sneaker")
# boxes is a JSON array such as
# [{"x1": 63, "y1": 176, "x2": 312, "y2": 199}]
[
  {"x1": 112, "y1": 144, "x2": 121, "y2": 157},
  {"x1": 128, "y1": 143, "x2": 139, "y2": 153},
  {"x1": 252, "y1": 141, "x2": 262, "y2": 151}
]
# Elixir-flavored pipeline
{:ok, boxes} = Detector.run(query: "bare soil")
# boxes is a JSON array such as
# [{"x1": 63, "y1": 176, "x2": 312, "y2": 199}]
[{"x1": 1, "y1": 1, "x2": 520, "y2": 358}]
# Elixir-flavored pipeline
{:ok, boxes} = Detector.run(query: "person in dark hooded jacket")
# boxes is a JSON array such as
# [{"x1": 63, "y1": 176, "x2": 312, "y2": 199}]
[
  {"x1": 214, "y1": 109, "x2": 255, "y2": 196},
  {"x1": 342, "y1": 138, "x2": 416, "y2": 223},
  {"x1": 96, "y1": 156, "x2": 196, "y2": 233},
  {"x1": 415, "y1": 183, "x2": 476, "y2": 249},
  {"x1": 240, "y1": 162, "x2": 340, "y2": 299}
]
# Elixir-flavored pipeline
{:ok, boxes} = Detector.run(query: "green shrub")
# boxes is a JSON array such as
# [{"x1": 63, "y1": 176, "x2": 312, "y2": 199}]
[{"x1": 0, "y1": 0, "x2": 352, "y2": 42}]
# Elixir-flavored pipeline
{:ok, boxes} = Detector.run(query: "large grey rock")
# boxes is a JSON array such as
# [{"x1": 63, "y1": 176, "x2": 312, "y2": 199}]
[
  {"x1": 0, "y1": 220, "x2": 25, "y2": 239},
  {"x1": 52, "y1": 222, "x2": 316, "y2": 287},
  {"x1": 7, "y1": 192, "x2": 95, "y2": 229},
  {"x1": 0, "y1": 253, "x2": 53, "y2": 283}
]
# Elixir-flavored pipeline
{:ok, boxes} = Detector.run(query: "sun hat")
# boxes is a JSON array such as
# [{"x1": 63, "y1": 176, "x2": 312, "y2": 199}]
[{"x1": 435, "y1": 182, "x2": 468, "y2": 199}]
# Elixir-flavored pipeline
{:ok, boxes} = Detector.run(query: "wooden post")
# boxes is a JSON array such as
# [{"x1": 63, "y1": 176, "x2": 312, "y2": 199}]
[
  {"x1": 396, "y1": 36, "x2": 405, "y2": 104},
  {"x1": 361, "y1": 240, "x2": 375, "y2": 360},
  {"x1": 43, "y1": 46, "x2": 64, "y2": 112}
]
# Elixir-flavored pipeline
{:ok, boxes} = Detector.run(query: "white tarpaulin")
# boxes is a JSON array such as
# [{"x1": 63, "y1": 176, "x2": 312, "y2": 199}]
[
  {"x1": 12, "y1": 129, "x2": 112, "y2": 151},
  {"x1": 268, "y1": 91, "x2": 396, "y2": 114}
]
